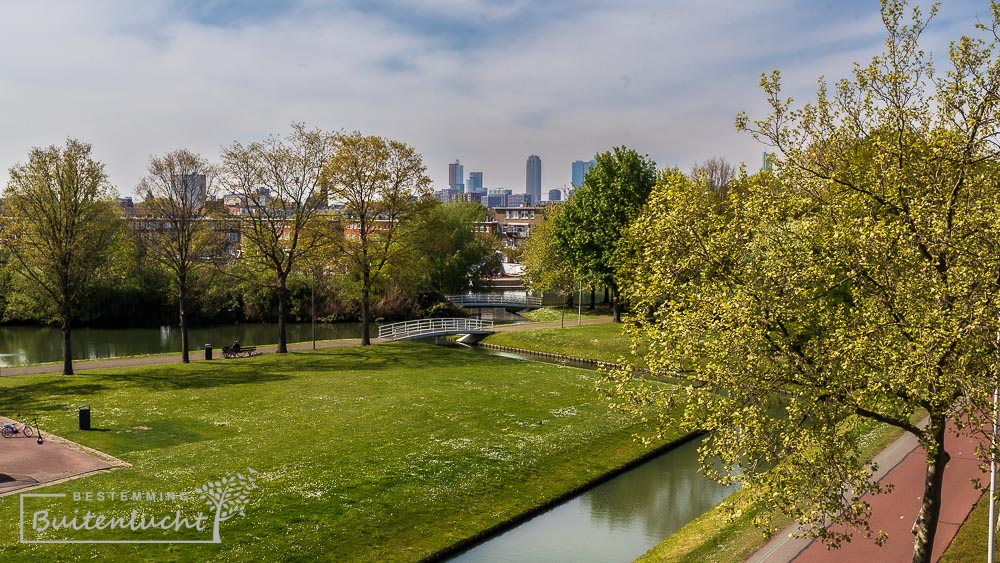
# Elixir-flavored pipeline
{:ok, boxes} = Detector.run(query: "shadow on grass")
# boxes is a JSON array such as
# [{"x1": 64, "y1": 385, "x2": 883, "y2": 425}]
[
  {"x1": 90, "y1": 364, "x2": 294, "y2": 391},
  {"x1": 0, "y1": 379, "x2": 110, "y2": 417},
  {"x1": 290, "y1": 342, "x2": 504, "y2": 373}
]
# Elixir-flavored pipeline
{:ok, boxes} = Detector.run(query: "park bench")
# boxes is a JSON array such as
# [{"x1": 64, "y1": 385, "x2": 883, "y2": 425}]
[{"x1": 222, "y1": 345, "x2": 258, "y2": 358}]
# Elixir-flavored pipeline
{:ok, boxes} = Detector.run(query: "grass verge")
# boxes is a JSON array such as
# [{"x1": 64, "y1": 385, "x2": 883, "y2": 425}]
[
  {"x1": 0, "y1": 342, "x2": 679, "y2": 562},
  {"x1": 484, "y1": 323, "x2": 632, "y2": 363},
  {"x1": 520, "y1": 304, "x2": 614, "y2": 323},
  {"x1": 637, "y1": 413, "x2": 925, "y2": 562},
  {"x1": 940, "y1": 490, "x2": 992, "y2": 561}
]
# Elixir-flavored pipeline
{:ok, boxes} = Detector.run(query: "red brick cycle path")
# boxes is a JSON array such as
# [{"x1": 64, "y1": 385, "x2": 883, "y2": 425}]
[{"x1": 752, "y1": 422, "x2": 988, "y2": 562}]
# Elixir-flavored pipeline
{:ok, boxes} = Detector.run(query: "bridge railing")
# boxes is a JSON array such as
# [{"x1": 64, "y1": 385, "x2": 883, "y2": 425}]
[
  {"x1": 378, "y1": 318, "x2": 495, "y2": 340},
  {"x1": 445, "y1": 294, "x2": 543, "y2": 308}
]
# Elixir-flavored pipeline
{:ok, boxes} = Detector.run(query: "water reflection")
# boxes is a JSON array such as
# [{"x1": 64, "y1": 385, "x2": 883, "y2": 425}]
[
  {"x1": 449, "y1": 437, "x2": 738, "y2": 563},
  {"x1": 0, "y1": 323, "x2": 368, "y2": 366}
]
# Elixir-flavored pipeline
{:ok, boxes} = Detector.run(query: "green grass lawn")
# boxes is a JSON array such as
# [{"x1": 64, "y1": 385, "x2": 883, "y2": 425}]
[
  {"x1": 520, "y1": 304, "x2": 614, "y2": 323},
  {"x1": 940, "y1": 491, "x2": 993, "y2": 561},
  {"x1": 484, "y1": 322, "x2": 635, "y2": 364},
  {"x1": 0, "y1": 342, "x2": 679, "y2": 562}
]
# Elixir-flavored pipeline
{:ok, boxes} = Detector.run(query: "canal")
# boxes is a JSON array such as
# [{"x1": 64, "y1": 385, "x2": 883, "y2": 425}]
[
  {"x1": 446, "y1": 345, "x2": 738, "y2": 563},
  {"x1": 0, "y1": 322, "x2": 368, "y2": 366}
]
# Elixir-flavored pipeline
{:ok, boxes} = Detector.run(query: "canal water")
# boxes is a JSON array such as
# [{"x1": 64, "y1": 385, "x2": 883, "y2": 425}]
[
  {"x1": 448, "y1": 345, "x2": 739, "y2": 563},
  {"x1": 0, "y1": 322, "x2": 367, "y2": 366},
  {"x1": 448, "y1": 435, "x2": 736, "y2": 563}
]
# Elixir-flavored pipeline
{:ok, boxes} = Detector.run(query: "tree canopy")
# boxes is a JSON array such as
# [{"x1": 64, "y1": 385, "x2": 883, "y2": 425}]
[
  {"x1": 322, "y1": 132, "x2": 431, "y2": 345},
  {"x1": 3, "y1": 139, "x2": 121, "y2": 375},
  {"x1": 553, "y1": 146, "x2": 656, "y2": 322},
  {"x1": 613, "y1": 1, "x2": 1000, "y2": 560},
  {"x1": 136, "y1": 149, "x2": 225, "y2": 362},
  {"x1": 221, "y1": 123, "x2": 339, "y2": 353}
]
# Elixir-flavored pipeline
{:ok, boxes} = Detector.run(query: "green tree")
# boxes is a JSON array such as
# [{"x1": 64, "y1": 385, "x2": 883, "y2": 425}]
[
  {"x1": 136, "y1": 149, "x2": 225, "y2": 362},
  {"x1": 613, "y1": 2, "x2": 1000, "y2": 560},
  {"x1": 553, "y1": 147, "x2": 656, "y2": 322},
  {"x1": 521, "y1": 203, "x2": 577, "y2": 305},
  {"x1": 3, "y1": 139, "x2": 121, "y2": 375},
  {"x1": 409, "y1": 200, "x2": 500, "y2": 295},
  {"x1": 322, "y1": 132, "x2": 431, "y2": 345},
  {"x1": 221, "y1": 123, "x2": 339, "y2": 353}
]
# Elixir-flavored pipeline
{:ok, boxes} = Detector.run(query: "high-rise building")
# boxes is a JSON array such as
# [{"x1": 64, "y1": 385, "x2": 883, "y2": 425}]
[
  {"x1": 526, "y1": 155, "x2": 541, "y2": 203},
  {"x1": 177, "y1": 173, "x2": 207, "y2": 207},
  {"x1": 448, "y1": 160, "x2": 465, "y2": 192},
  {"x1": 548, "y1": 189, "x2": 562, "y2": 202},
  {"x1": 571, "y1": 159, "x2": 595, "y2": 188},
  {"x1": 467, "y1": 171, "x2": 483, "y2": 193}
]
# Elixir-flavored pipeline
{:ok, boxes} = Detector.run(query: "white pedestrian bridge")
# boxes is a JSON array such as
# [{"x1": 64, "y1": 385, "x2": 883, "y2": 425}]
[
  {"x1": 445, "y1": 293, "x2": 543, "y2": 309},
  {"x1": 378, "y1": 318, "x2": 495, "y2": 343}
]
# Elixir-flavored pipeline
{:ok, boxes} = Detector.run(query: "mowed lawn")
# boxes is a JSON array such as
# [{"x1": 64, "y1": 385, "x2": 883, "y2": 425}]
[
  {"x1": 487, "y1": 323, "x2": 637, "y2": 363},
  {"x1": 0, "y1": 341, "x2": 680, "y2": 562}
]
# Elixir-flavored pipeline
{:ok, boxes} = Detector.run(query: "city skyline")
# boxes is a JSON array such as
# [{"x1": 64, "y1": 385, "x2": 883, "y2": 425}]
[{"x1": 0, "y1": 1, "x2": 989, "y2": 197}]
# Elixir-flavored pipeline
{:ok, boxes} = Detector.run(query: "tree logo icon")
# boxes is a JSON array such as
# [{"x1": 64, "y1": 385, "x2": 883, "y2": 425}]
[{"x1": 193, "y1": 468, "x2": 259, "y2": 543}]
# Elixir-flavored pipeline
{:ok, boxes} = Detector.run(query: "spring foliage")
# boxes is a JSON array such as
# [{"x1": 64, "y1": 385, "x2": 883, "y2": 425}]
[{"x1": 612, "y1": 1, "x2": 1000, "y2": 560}]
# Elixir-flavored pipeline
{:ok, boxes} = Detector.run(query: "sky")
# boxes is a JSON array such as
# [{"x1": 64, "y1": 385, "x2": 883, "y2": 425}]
[{"x1": 0, "y1": 0, "x2": 991, "y2": 198}]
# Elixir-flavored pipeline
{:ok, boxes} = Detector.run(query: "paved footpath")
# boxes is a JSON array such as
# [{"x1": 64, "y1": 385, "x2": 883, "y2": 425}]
[{"x1": 751, "y1": 422, "x2": 987, "y2": 562}]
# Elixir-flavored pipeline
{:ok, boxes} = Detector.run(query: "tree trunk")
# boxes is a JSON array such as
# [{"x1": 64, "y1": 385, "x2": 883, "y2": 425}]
[
  {"x1": 603, "y1": 286, "x2": 609, "y2": 304},
  {"x1": 911, "y1": 420, "x2": 950, "y2": 563},
  {"x1": 61, "y1": 315, "x2": 73, "y2": 376},
  {"x1": 589, "y1": 284, "x2": 596, "y2": 310},
  {"x1": 277, "y1": 277, "x2": 289, "y2": 353},
  {"x1": 361, "y1": 271, "x2": 371, "y2": 346},
  {"x1": 612, "y1": 283, "x2": 622, "y2": 323},
  {"x1": 179, "y1": 288, "x2": 190, "y2": 364}
]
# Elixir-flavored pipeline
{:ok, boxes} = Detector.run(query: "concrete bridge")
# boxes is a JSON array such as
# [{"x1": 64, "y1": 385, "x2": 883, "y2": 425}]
[
  {"x1": 378, "y1": 318, "x2": 495, "y2": 343},
  {"x1": 445, "y1": 293, "x2": 543, "y2": 310}
]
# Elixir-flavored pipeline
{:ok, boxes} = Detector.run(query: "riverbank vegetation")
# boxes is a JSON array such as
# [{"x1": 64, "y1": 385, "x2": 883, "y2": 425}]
[{"x1": 0, "y1": 342, "x2": 681, "y2": 561}]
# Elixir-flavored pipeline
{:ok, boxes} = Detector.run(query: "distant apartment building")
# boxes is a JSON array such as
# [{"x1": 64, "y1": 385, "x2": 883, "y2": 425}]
[
  {"x1": 492, "y1": 205, "x2": 544, "y2": 249},
  {"x1": 548, "y1": 189, "x2": 561, "y2": 202},
  {"x1": 486, "y1": 188, "x2": 513, "y2": 209},
  {"x1": 448, "y1": 160, "x2": 465, "y2": 193},
  {"x1": 178, "y1": 173, "x2": 207, "y2": 207},
  {"x1": 434, "y1": 188, "x2": 460, "y2": 203},
  {"x1": 526, "y1": 155, "x2": 541, "y2": 203},
  {"x1": 467, "y1": 171, "x2": 483, "y2": 193},
  {"x1": 571, "y1": 159, "x2": 595, "y2": 188}
]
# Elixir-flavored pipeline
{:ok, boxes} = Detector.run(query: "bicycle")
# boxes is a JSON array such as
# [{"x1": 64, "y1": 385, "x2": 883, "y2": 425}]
[{"x1": 2, "y1": 416, "x2": 33, "y2": 438}]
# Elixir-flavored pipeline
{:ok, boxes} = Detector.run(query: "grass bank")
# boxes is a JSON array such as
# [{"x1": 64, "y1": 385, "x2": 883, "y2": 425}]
[
  {"x1": 520, "y1": 304, "x2": 614, "y2": 323},
  {"x1": 0, "y1": 342, "x2": 679, "y2": 562},
  {"x1": 940, "y1": 491, "x2": 993, "y2": 561},
  {"x1": 484, "y1": 322, "x2": 633, "y2": 363}
]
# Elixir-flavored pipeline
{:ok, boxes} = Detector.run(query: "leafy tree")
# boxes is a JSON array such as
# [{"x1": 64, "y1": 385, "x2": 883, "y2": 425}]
[
  {"x1": 691, "y1": 156, "x2": 736, "y2": 201},
  {"x1": 322, "y1": 132, "x2": 431, "y2": 345},
  {"x1": 221, "y1": 123, "x2": 339, "y2": 353},
  {"x1": 408, "y1": 200, "x2": 500, "y2": 295},
  {"x1": 553, "y1": 146, "x2": 655, "y2": 322},
  {"x1": 613, "y1": 2, "x2": 1000, "y2": 560},
  {"x1": 521, "y1": 203, "x2": 577, "y2": 304},
  {"x1": 2, "y1": 139, "x2": 121, "y2": 375},
  {"x1": 136, "y1": 149, "x2": 225, "y2": 362}
]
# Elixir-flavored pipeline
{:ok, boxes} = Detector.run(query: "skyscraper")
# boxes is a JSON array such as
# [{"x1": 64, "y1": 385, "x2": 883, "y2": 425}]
[
  {"x1": 572, "y1": 159, "x2": 595, "y2": 188},
  {"x1": 467, "y1": 171, "x2": 483, "y2": 193},
  {"x1": 448, "y1": 160, "x2": 465, "y2": 192},
  {"x1": 526, "y1": 155, "x2": 541, "y2": 204}
]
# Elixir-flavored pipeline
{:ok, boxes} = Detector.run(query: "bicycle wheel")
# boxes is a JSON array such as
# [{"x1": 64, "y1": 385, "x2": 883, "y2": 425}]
[
  {"x1": 22, "y1": 425, "x2": 32, "y2": 438},
  {"x1": 2, "y1": 427, "x2": 12, "y2": 438}
]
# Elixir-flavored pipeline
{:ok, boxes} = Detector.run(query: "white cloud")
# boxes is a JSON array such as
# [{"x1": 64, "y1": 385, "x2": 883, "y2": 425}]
[{"x1": 0, "y1": 0, "x2": 990, "y2": 196}]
